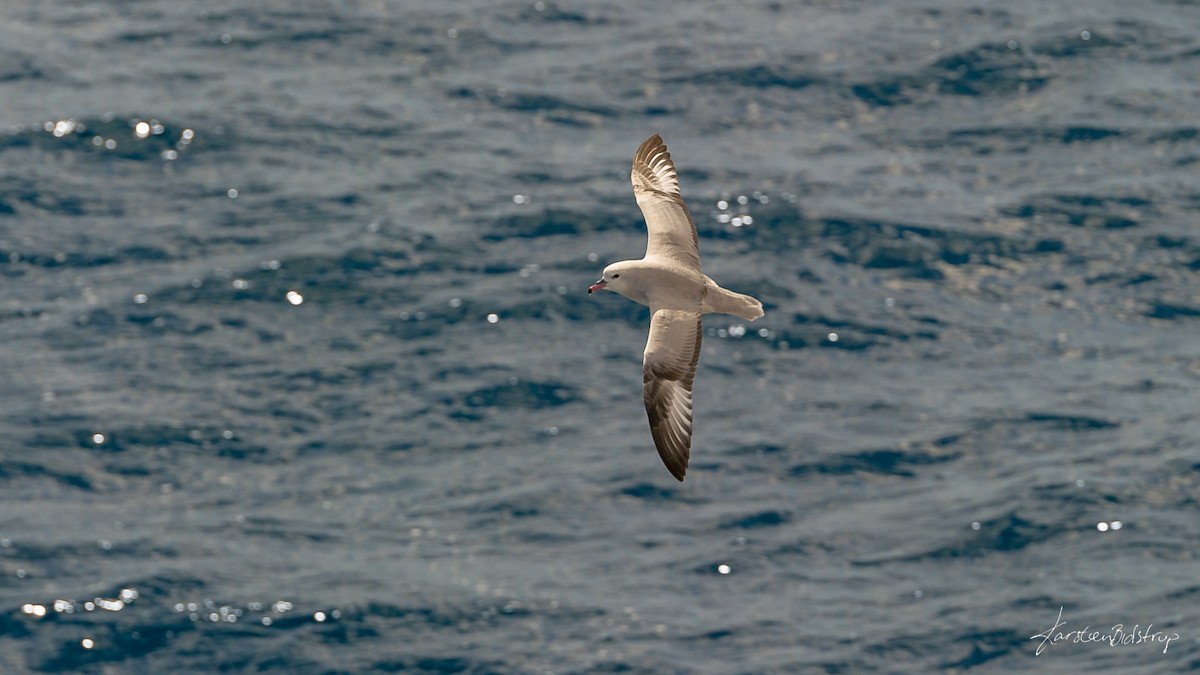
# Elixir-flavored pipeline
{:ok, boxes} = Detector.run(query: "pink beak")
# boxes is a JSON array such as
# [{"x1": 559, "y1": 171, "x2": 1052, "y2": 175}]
[{"x1": 587, "y1": 279, "x2": 607, "y2": 295}]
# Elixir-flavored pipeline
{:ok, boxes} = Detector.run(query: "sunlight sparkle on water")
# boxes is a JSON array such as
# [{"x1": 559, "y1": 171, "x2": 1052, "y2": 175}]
[{"x1": 22, "y1": 604, "x2": 47, "y2": 618}]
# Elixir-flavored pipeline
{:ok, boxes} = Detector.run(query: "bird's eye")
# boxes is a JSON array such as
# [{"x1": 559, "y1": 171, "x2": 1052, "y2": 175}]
[{"x1": 613, "y1": 273, "x2": 620, "y2": 278}]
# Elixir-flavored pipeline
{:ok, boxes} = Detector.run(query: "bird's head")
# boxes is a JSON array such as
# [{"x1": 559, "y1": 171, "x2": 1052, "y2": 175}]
[{"x1": 588, "y1": 261, "x2": 639, "y2": 296}]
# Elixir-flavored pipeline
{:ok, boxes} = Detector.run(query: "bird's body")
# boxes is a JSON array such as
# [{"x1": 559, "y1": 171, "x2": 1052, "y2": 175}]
[{"x1": 589, "y1": 134, "x2": 764, "y2": 481}]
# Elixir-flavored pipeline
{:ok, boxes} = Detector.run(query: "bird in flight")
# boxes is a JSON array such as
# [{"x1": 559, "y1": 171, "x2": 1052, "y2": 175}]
[{"x1": 588, "y1": 134, "x2": 764, "y2": 481}]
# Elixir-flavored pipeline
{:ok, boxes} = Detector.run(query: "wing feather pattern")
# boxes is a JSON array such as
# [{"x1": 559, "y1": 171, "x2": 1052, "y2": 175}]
[
  {"x1": 631, "y1": 134, "x2": 702, "y2": 272},
  {"x1": 643, "y1": 308, "x2": 702, "y2": 481}
]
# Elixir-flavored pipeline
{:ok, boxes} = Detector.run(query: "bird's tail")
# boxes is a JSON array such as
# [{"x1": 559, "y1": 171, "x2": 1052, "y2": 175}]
[{"x1": 703, "y1": 283, "x2": 764, "y2": 321}]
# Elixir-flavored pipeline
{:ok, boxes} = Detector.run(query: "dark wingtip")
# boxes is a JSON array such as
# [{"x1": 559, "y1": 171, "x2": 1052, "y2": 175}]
[{"x1": 665, "y1": 459, "x2": 687, "y2": 481}]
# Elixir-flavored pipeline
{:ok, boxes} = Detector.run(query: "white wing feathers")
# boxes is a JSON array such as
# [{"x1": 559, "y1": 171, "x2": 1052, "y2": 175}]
[
  {"x1": 631, "y1": 134, "x2": 702, "y2": 272},
  {"x1": 642, "y1": 308, "x2": 702, "y2": 481}
]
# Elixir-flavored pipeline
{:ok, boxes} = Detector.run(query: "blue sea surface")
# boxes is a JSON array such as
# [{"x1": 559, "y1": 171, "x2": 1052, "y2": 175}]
[{"x1": 2, "y1": 0, "x2": 1199, "y2": 672}]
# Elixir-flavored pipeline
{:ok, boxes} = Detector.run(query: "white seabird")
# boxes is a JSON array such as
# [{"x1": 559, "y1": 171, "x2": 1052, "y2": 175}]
[{"x1": 589, "y1": 134, "x2": 764, "y2": 481}]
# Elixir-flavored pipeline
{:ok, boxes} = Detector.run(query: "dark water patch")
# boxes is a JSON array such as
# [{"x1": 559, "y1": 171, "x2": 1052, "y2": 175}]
[
  {"x1": 0, "y1": 184, "x2": 104, "y2": 218},
  {"x1": 1085, "y1": 270, "x2": 1157, "y2": 287},
  {"x1": 739, "y1": 207, "x2": 1064, "y2": 276},
  {"x1": 0, "y1": 459, "x2": 93, "y2": 490},
  {"x1": 115, "y1": 30, "x2": 171, "y2": 45},
  {"x1": 484, "y1": 208, "x2": 628, "y2": 242},
  {"x1": 674, "y1": 63, "x2": 818, "y2": 90},
  {"x1": 728, "y1": 443, "x2": 788, "y2": 456},
  {"x1": 863, "y1": 627, "x2": 1024, "y2": 670},
  {"x1": 6, "y1": 576, "x2": 300, "y2": 672},
  {"x1": 151, "y1": 247, "x2": 423, "y2": 311},
  {"x1": 1021, "y1": 413, "x2": 1120, "y2": 431},
  {"x1": 0, "y1": 245, "x2": 176, "y2": 270},
  {"x1": 3, "y1": 602, "x2": 192, "y2": 672},
  {"x1": 929, "y1": 125, "x2": 1127, "y2": 154},
  {"x1": 372, "y1": 656, "x2": 506, "y2": 673},
  {"x1": 1059, "y1": 126, "x2": 1122, "y2": 143},
  {"x1": 720, "y1": 510, "x2": 790, "y2": 529},
  {"x1": 283, "y1": 362, "x2": 398, "y2": 389},
  {"x1": 856, "y1": 512, "x2": 1059, "y2": 566},
  {"x1": 446, "y1": 379, "x2": 578, "y2": 419},
  {"x1": 772, "y1": 312, "x2": 940, "y2": 352},
  {"x1": 618, "y1": 482, "x2": 679, "y2": 501},
  {"x1": 930, "y1": 42, "x2": 1048, "y2": 96},
  {"x1": 1004, "y1": 192, "x2": 1152, "y2": 230},
  {"x1": 1148, "y1": 126, "x2": 1200, "y2": 144},
  {"x1": 791, "y1": 448, "x2": 958, "y2": 479},
  {"x1": 937, "y1": 629, "x2": 1030, "y2": 669},
  {"x1": 470, "y1": 497, "x2": 542, "y2": 521},
  {"x1": 356, "y1": 598, "x2": 550, "y2": 631},
  {"x1": 383, "y1": 313, "x2": 454, "y2": 342},
  {"x1": 25, "y1": 423, "x2": 265, "y2": 459},
  {"x1": 962, "y1": 512, "x2": 1058, "y2": 554},
  {"x1": 238, "y1": 517, "x2": 344, "y2": 544},
  {"x1": 0, "y1": 51, "x2": 55, "y2": 82},
  {"x1": 1146, "y1": 302, "x2": 1200, "y2": 320},
  {"x1": 3, "y1": 247, "x2": 114, "y2": 267},
  {"x1": 123, "y1": 310, "x2": 215, "y2": 337},
  {"x1": 852, "y1": 41, "x2": 1047, "y2": 107},
  {"x1": 512, "y1": 2, "x2": 601, "y2": 24},
  {"x1": 505, "y1": 289, "x2": 649, "y2": 325},
  {"x1": 448, "y1": 87, "x2": 616, "y2": 126},
  {"x1": 1030, "y1": 481, "x2": 1116, "y2": 507},
  {"x1": 1032, "y1": 20, "x2": 1178, "y2": 60},
  {"x1": 2, "y1": 115, "x2": 201, "y2": 164}
]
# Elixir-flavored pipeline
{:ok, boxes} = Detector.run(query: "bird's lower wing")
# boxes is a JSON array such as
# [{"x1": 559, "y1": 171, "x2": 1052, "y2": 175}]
[{"x1": 643, "y1": 309, "x2": 702, "y2": 481}]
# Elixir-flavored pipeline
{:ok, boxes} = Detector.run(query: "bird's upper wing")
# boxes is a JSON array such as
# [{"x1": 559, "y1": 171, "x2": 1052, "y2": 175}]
[
  {"x1": 643, "y1": 308, "x2": 702, "y2": 481},
  {"x1": 631, "y1": 134, "x2": 702, "y2": 272}
]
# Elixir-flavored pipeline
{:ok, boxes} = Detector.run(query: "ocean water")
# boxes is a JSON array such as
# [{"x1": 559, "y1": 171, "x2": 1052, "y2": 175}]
[{"x1": 2, "y1": 0, "x2": 1199, "y2": 672}]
